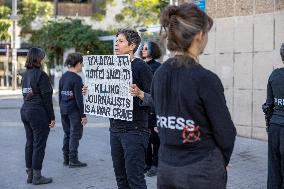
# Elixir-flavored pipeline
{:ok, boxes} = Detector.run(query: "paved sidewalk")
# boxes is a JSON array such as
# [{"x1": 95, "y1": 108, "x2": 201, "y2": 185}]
[
  {"x1": 0, "y1": 98, "x2": 268, "y2": 189},
  {"x1": 0, "y1": 125, "x2": 267, "y2": 189},
  {"x1": 0, "y1": 89, "x2": 22, "y2": 99}
]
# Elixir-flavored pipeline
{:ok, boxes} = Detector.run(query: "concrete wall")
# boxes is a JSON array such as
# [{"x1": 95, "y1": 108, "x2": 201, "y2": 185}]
[{"x1": 199, "y1": 10, "x2": 284, "y2": 140}]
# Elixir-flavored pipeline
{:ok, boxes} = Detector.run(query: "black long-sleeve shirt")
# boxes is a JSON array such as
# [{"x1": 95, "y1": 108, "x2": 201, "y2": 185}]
[
  {"x1": 21, "y1": 68, "x2": 55, "y2": 122},
  {"x1": 146, "y1": 59, "x2": 161, "y2": 115},
  {"x1": 265, "y1": 68, "x2": 284, "y2": 126},
  {"x1": 146, "y1": 59, "x2": 161, "y2": 75},
  {"x1": 109, "y1": 58, "x2": 153, "y2": 131},
  {"x1": 59, "y1": 71, "x2": 85, "y2": 118},
  {"x1": 150, "y1": 57, "x2": 236, "y2": 166}
]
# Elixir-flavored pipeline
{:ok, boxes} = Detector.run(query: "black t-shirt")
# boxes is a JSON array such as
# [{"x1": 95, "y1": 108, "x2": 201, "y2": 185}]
[
  {"x1": 265, "y1": 68, "x2": 284, "y2": 126},
  {"x1": 59, "y1": 71, "x2": 85, "y2": 118},
  {"x1": 21, "y1": 68, "x2": 55, "y2": 122},
  {"x1": 109, "y1": 58, "x2": 153, "y2": 131},
  {"x1": 151, "y1": 57, "x2": 236, "y2": 166}
]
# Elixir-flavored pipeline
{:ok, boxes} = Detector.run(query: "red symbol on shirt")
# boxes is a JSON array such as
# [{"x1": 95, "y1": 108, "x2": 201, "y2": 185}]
[{"x1": 182, "y1": 125, "x2": 201, "y2": 143}]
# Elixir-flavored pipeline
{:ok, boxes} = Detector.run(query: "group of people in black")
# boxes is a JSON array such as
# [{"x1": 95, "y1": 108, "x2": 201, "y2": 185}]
[{"x1": 20, "y1": 2, "x2": 284, "y2": 189}]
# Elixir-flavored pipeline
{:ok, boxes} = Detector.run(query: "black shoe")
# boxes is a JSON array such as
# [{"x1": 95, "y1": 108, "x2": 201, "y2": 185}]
[
  {"x1": 32, "y1": 170, "x2": 52, "y2": 185},
  {"x1": 144, "y1": 165, "x2": 151, "y2": 173},
  {"x1": 69, "y1": 160, "x2": 87, "y2": 168},
  {"x1": 146, "y1": 166, "x2": 157, "y2": 177},
  {"x1": 63, "y1": 157, "x2": 69, "y2": 166},
  {"x1": 26, "y1": 168, "x2": 33, "y2": 184}
]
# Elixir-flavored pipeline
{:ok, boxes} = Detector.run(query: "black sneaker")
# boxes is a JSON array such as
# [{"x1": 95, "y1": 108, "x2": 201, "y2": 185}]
[
  {"x1": 146, "y1": 166, "x2": 157, "y2": 177},
  {"x1": 69, "y1": 160, "x2": 87, "y2": 168}
]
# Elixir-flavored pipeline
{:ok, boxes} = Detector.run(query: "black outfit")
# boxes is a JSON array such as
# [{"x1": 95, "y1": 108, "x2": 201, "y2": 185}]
[
  {"x1": 20, "y1": 68, "x2": 54, "y2": 170},
  {"x1": 59, "y1": 71, "x2": 85, "y2": 161},
  {"x1": 150, "y1": 57, "x2": 236, "y2": 189},
  {"x1": 109, "y1": 58, "x2": 152, "y2": 189},
  {"x1": 264, "y1": 68, "x2": 284, "y2": 189},
  {"x1": 145, "y1": 59, "x2": 161, "y2": 168}
]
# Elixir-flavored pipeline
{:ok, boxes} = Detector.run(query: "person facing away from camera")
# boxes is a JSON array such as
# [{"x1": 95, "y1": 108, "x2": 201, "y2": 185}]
[
  {"x1": 20, "y1": 47, "x2": 55, "y2": 185},
  {"x1": 59, "y1": 52, "x2": 88, "y2": 168},
  {"x1": 263, "y1": 43, "x2": 284, "y2": 189},
  {"x1": 129, "y1": 3, "x2": 237, "y2": 189}
]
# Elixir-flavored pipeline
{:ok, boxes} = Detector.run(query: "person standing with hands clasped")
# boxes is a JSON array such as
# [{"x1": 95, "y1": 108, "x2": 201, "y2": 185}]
[
  {"x1": 20, "y1": 47, "x2": 55, "y2": 185},
  {"x1": 59, "y1": 53, "x2": 88, "y2": 168},
  {"x1": 263, "y1": 43, "x2": 284, "y2": 189},
  {"x1": 130, "y1": 3, "x2": 236, "y2": 189}
]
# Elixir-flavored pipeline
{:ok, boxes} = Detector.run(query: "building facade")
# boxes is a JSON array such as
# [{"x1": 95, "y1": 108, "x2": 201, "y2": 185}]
[{"x1": 194, "y1": 0, "x2": 284, "y2": 140}]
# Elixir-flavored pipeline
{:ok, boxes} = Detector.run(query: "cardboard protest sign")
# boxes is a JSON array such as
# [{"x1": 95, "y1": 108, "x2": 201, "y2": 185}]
[{"x1": 83, "y1": 55, "x2": 133, "y2": 121}]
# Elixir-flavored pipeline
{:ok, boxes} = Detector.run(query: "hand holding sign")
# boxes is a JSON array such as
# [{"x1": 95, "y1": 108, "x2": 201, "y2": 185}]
[
  {"x1": 81, "y1": 117, "x2": 88, "y2": 126},
  {"x1": 129, "y1": 84, "x2": 144, "y2": 100},
  {"x1": 82, "y1": 85, "x2": 88, "y2": 96}
]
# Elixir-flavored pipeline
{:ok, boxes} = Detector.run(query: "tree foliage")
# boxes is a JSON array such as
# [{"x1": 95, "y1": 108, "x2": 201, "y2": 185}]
[
  {"x1": 0, "y1": 0, "x2": 53, "y2": 41},
  {"x1": 91, "y1": 0, "x2": 115, "y2": 21},
  {"x1": 0, "y1": 5, "x2": 11, "y2": 18},
  {"x1": 115, "y1": 0, "x2": 169, "y2": 27},
  {"x1": 0, "y1": 5, "x2": 12, "y2": 41},
  {"x1": 18, "y1": 0, "x2": 53, "y2": 33},
  {"x1": 30, "y1": 19, "x2": 114, "y2": 67},
  {"x1": 0, "y1": 19, "x2": 12, "y2": 41}
]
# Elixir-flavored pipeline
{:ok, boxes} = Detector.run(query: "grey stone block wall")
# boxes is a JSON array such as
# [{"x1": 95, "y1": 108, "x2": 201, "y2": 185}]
[
  {"x1": 235, "y1": 0, "x2": 254, "y2": 16},
  {"x1": 255, "y1": 0, "x2": 275, "y2": 14},
  {"x1": 200, "y1": 10, "x2": 284, "y2": 140},
  {"x1": 216, "y1": 0, "x2": 235, "y2": 18},
  {"x1": 181, "y1": 0, "x2": 284, "y2": 18},
  {"x1": 277, "y1": 0, "x2": 284, "y2": 10}
]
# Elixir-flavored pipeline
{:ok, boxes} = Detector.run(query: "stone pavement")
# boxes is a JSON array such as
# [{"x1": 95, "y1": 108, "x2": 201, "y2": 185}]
[{"x1": 0, "y1": 98, "x2": 268, "y2": 189}]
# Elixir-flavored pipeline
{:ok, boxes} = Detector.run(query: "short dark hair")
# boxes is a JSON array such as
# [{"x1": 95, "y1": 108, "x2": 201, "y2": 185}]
[
  {"x1": 160, "y1": 3, "x2": 213, "y2": 53},
  {"x1": 281, "y1": 43, "x2": 284, "y2": 62},
  {"x1": 116, "y1": 29, "x2": 141, "y2": 53},
  {"x1": 139, "y1": 41, "x2": 162, "y2": 60},
  {"x1": 25, "y1": 47, "x2": 45, "y2": 69},
  {"x1": 65, "y1": 52, "x2": 83, "y2": 68}
]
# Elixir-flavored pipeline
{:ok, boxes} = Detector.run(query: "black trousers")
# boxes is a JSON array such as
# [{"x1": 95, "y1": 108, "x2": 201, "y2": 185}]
[
  {"x1": 61, "y1": 111, "x2": 83, "y2": 161},
  {"x1": 268, "y1": 124, "x2": 284, "y2": 189},
  {"x1": 145, "y1": 113, "x2": 160, "y2": 167},
  {"x1": 110, "y1": 130, "x2": 149, "y2": 189},
  {"x1": 21, "y1": 107, "x2": 50, "y2": 170},
  {"x1": 157, "y1": 147, "x2": 227, "y2": 189}
]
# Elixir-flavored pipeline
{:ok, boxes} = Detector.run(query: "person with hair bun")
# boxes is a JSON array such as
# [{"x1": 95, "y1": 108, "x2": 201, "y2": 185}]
[
  {"x1": 130, "y1": 3, "x2": 236, "y2": 188},
  {"x1": 21, "y1": 47, "x2": 55, "y2": 185},
  {"x1": 59, "y1": 52, "x2": 88, "y2": 168}
]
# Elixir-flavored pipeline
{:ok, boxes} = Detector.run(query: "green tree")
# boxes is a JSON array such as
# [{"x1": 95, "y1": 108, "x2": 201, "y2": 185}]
[
  {"x1": 18, "y1": 0, "x2": 53, "y2": 33},
  {"x1": 0, "y1": 0, "x2": 53, "y2": 41},
  {"x1": 0, "y1": 5, "x2": 11, "y2": 18},
  {"x1": 115, "y1": 0, "x2": 169, "y2": 27},
  {"x1": 0, "y1": 5, "x2": 12, "y2": 41},
  {"x1": 30, "y1": 19, "x2": 114, "y2": 68},
  {"x1": 92, "y1": 0, "x2": 115, "y2": 21}
]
